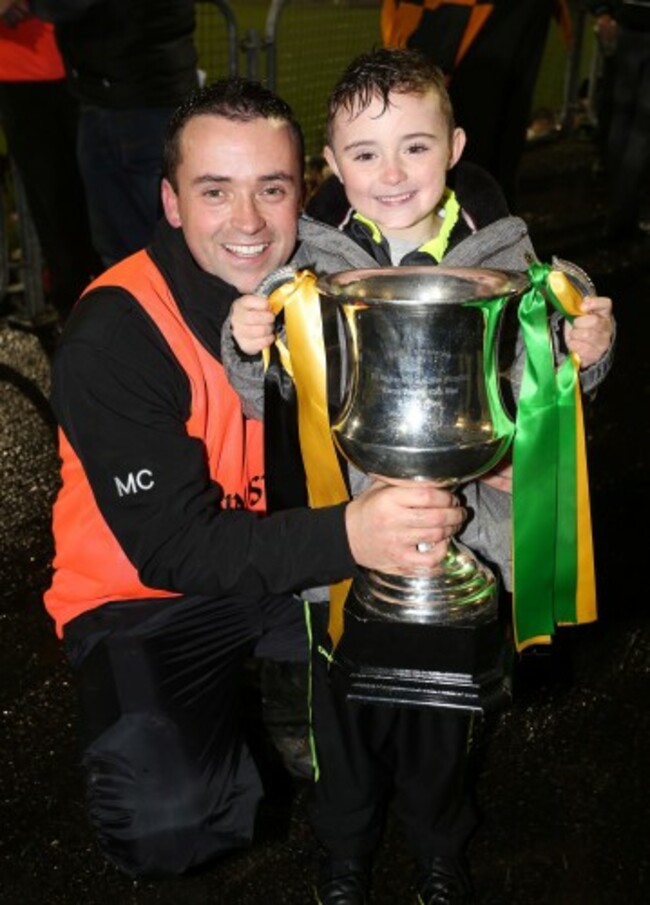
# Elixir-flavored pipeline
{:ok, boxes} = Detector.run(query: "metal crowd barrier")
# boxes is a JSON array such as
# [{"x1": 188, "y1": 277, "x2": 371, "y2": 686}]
[
  {"x1": 196, "y1": 1, "x2": 380, "y2": 156},
  {"x1": 202, "y1": 0, "x2": 599, "y2": 157},
  {"x1": 0, "y1": 153, "x2": 50, "y2": 330}
]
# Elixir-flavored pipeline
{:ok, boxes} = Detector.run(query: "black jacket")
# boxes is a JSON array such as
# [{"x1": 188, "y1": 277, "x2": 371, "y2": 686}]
[
  {"x1": 50, "y1": 220, "x2": 355, "y2": 604},
  {"x1": 31, "y1": 0, "x2": 198, "y2": 107}
]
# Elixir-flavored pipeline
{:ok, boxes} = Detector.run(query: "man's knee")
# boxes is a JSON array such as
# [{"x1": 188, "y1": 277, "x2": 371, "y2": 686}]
[{"x1": 82, "y1": 712, "x2": 261, "y2": 877}]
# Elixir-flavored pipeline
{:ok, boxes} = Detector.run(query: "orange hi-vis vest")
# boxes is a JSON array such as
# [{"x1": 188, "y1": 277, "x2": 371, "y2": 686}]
[
  {"x1": 380, "y1": 1, "x2": 573, "y2": 66},
  {"x1": 0, "y1": 19, "x2": 66, "y2": 82},
  {"x1": 44, "y1": 250, "x2": 265, "y2": 637}
]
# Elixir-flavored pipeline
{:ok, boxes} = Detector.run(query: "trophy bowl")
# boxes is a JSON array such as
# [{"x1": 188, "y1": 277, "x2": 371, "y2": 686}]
[{"x1": 316, "y1": 265, "x2": 530, "y2": 712}]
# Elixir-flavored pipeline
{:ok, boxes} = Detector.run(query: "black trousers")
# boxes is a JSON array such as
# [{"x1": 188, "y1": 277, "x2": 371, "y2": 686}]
[
  {"x1": 0, "y1": 80, "x2": 100, "y2": 319},
  {"x1": 605, "y1": 27, "x2": 650, "y2": 234},
  {"x1": 308, "y1": 605, "x2": 478, "y2": 868},
  {"x1": 63, "y1": 592, "x2": 307, "y2": 877}
]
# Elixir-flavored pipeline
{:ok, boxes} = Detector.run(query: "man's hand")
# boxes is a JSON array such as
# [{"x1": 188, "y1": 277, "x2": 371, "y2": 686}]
[
  {"x1": 230, "y1": 294, "x2": 275, "y2": 355},
  {"x1": 564, "y1": 295, "x2": 614, "y2": 368},
  {"x1": 345, "y1": 480, "x2": 465, "y2": 574}
]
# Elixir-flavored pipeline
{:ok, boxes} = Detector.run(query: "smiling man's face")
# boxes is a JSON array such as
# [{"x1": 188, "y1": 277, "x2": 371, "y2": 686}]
[{"x1": 162, "y1": 114, "x2": 303, "y2": 292}]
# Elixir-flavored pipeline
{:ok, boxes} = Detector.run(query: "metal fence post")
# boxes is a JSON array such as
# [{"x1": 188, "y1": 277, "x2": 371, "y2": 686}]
[
  {"x1": 264, "y1": 0, "x2": 288, "y2": 90},
  {"x1": 0, "y1": 155, "x2": 9, "y2": 308},
  {"x1": 8, "y1": 158, "x2": 50, "y2": 326},
  {"x1": 197, "y1": 0, "x2": 240, "y2": 76},
  {"x1": 241, "y1": 28, "x2": 263, "y2": 82},
  {"x1": 561, "y1": 2, "x2": 589, "y2": 133}
]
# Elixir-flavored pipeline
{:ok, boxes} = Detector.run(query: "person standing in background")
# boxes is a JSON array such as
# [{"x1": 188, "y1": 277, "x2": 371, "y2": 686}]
[
  {"x1": 587, "y1": 0, "x2": 650, "y2": 240},
  {"x1": 0, "y1": 0, "x2": 100, "y2": 323},
  {"x1": 30, "y1": 0, "x2": 199, "y2": 267},
  {"x1": 381, "y1": 0, "x2": 573, "y2": 211}
]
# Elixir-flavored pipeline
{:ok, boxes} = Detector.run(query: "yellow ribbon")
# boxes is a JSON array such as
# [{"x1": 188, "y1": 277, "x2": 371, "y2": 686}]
[
  {"x1": 264, "y1": 271, "x2": 352, "y2": 644},
  {"x1": 545, "y1": 269, "x2": 597, "y2": 628}
]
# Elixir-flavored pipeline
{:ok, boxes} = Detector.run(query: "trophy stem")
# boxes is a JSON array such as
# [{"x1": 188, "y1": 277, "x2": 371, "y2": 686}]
[{"x1": 356, "y1": 540, "x2": 499, "y2": 625}]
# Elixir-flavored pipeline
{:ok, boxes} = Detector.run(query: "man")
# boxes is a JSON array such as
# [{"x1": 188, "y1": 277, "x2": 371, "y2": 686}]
[
  {"x1": 588, "y1": 0, "x2": 650, "y2": 239},
  {"x1": 30, "y1": 0, "x2": 199, "y2": 267},
  {"x1": 44, "y1": 77, "x2": 465, "y2": 879},
  {"x1": 0, "y1": 0, "x2": 100, "y2": 322},
  {"x1": 380, "y1": 0, "x2": 573, "y2": 210}
]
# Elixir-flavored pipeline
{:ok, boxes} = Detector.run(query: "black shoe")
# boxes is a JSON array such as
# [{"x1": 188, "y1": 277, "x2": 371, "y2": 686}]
[
  {"x1": 314, "y1": 857, "x2": 370, "y2": 905},
  {"x1": 415, "y1": 856, "x2": 474, "y2": 905}
]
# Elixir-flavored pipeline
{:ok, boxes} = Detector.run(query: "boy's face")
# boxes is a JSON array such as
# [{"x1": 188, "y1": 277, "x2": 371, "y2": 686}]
[
  {"x1": 324, "y1": 89, "x2": 465, "y2": 246},
  {"x1": 161, "y1": 114, "x2": 303, "y2": 293}
]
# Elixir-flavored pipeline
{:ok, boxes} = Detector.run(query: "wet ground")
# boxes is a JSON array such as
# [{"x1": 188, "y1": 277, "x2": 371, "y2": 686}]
[{"x1": 1, "y1": 131, "x2": 648, "y2": 904}]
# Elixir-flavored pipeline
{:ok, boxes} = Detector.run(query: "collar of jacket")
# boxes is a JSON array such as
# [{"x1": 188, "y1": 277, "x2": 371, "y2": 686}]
[
  {"x1": 149, "y1": 218, "x2": 240, "y2": 361},
  {"x1": 345, "y1": 187, "x2": 472, "y2": 265}
]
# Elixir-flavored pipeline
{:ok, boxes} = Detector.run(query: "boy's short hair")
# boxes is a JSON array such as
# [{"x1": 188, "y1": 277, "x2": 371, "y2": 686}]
[
  {"x1": 326, "y1": 47, "x2": 454, "y2": 144},
  {"x1": 163, "y1": 76, "x2": 305, "y2": 189}
]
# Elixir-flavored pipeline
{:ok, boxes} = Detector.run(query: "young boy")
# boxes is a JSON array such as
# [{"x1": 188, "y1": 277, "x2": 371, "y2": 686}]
[{"x1": 223, "y1": 49, "x2": 614, "y2": 905}]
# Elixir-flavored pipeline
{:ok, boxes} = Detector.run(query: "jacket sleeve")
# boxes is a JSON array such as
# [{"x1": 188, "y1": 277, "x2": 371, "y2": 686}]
[
  {"x1": 550, "y1": 310, "x2": 616, "y2": 396},
  {"x1": 221, "y1": 314, "x2": 266, "y2": 421},
  {"x1": 52, "y1": 290, "x2": 357, "y2": 601},
  {"x1": 458, "y1": 482, "x2": 513, "y2": 590}
]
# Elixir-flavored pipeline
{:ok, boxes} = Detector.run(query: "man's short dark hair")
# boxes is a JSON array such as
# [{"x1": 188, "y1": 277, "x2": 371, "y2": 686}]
[
  {"x1": 163, "y1": 77, "x2": 305, "y2": 189},
  {"x1": 326, "y1": 47, "x2": 454, "y2": 145}
]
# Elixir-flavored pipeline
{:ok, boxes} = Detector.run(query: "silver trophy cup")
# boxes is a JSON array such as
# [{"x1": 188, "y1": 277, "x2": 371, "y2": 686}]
[{"x1": 317, "y1": 265, "x2": 531, "y2": 712}]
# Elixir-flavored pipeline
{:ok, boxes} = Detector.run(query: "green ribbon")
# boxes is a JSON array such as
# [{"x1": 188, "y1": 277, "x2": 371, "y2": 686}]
[
  {"x1": 464, "y1": 296, "x2": 515, "y2": 466},
  {"x1": 512, "y1": 261, "x2": 584, "y2": 647}
]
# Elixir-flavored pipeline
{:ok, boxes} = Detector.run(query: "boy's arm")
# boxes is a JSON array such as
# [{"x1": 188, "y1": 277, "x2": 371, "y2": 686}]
[
  {"x1": 455, "y1": 480, "x2": 513, "y2": 591},
  {"x1": 221, "y1": 294, "x2": 274, "y2": 421},
  {"x1": 509, "y1": 304, "x2": 615, "y2": 402}
]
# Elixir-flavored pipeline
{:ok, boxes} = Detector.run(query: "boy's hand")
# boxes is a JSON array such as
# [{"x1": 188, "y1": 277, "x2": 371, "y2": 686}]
[
  {"x1": 230, "y1": 294, "x2": 275, "y2": 355},
  {"x1": 563, "y1": 295, "x2": 614, "y2": 368}
]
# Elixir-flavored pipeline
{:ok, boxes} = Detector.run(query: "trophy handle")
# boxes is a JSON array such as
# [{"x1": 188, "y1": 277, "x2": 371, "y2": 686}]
[
  {"x1": 471, "y1": 296, "x2": 516, "y2": 467},
  {"x1": 255, "y1": 265, "x2": 297, "y2": 298}
]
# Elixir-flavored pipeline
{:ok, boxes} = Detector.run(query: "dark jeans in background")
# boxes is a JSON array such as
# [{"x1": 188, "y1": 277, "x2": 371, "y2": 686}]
[
  {"x1": 77, "y1": 106, "x2": 176, "y2": 267},
  {"x1": 0, "y1": 79, "x2": 100, "y2": 319},
  {"x1": 604, "y1": 27, "x2": 650, "y2": 236}
]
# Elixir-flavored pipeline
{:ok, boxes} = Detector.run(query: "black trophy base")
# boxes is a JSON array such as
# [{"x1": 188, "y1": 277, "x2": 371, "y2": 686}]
[{"x1": 329, "y1": 593, "x2": 513, "y2": 714}]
